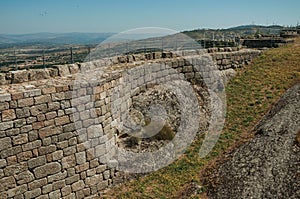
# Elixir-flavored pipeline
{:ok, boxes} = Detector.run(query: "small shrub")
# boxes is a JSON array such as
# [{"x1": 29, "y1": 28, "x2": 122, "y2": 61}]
[
  {"x1": 126, "y1": 136, "x2": 141, "y2": 147},
  {"x1": 152, "y1": 124, "x2": 175, "y2": 141}
]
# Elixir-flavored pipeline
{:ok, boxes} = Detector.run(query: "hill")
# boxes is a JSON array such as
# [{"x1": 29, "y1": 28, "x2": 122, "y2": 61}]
[{"x1": 182, "y1": 24, "x2": 285, "y2": 40}]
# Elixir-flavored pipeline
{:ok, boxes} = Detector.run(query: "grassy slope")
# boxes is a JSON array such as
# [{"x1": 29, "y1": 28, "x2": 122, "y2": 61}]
[{"x1": 103, "y1": 38, "x2": 300, "y2": 199}]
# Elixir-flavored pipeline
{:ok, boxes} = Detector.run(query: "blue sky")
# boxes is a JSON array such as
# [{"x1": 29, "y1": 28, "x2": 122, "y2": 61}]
[{"x1": 0, "y1": 0, "x2": 299, "y2": 34}]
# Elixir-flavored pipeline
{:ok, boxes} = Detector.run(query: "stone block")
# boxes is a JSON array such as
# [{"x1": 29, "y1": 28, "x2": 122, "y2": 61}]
[
  {"x1": 87, "y1": 159, "x2": 99, "y2": 168},
  {"x1": 15, "y1": 170, "x2": 34, "y2": 185},
  {"x1": 48, "y1": 189, "x2": 61, "y2": 199},
  {"x1": 63, "y1": 146, "x2": 76, "y2": 156},
  {"x1": 58, "y1": 132, "x2": 74, "y2": 142},
  {"x1": 52, "y1": 180, "x2": 66, "y2": 191},
  {"x1": 55, "y1": 116, "x2": 70, "y2": 126},
  {"x1": 61, "y1": 100, "x2": 71, "y2": 109},
  {"x1": 11, "y1": 70, "x2": 29, "y2": 83},
  {"x1": 38, "y1": 145, "x2": 56, "y2": 156},
  {"x1": 0, "y1": 121, "x2": 13, "y2": 131},
  {"x1": 24, "y1": 188, "x2": 41, "y2": 199},
  {"x1": 32, "y1": 121, "x2": 44, "y2": 130},
  {"x1": 39, "y1": 126, "x2": 62, "y2": 139},
  {"x1": 42, "y1": 184, "x2": 52, "y2": 194},
  {"x1": 57, "y1": 109, "x2": 65, "y2": 117},
  {"x1": 96, "y1": 165, "x2": 106, "y2": 173},
  {"x1": 33, "y1": 162, "x2": 61, "y2": 179},
  {"x1": 20, "y1": 125, "x2": 33, "y2": 133},
  {"x1": 12, "y1": 133, "x2": 28, "y2": 145},
  {"x1": 0, "y1": 73, "x2": 7, "y2": 85},
  {"x1": 56, "y1": 140, "x2": 68, "y2": 150},
  {"x1": 95, "y1": 144, "x2": 106, "y2": 157},
  {"x1": 47, "y1": 171, "x2": 67, "y2": 183},
  {"x1": 30, "y1": 104, "x2": 48, "y2": 116},
  {"x1": 28, "y1": 156, "x2": 46, "y2": 169},
  {"x1": 69, "y1": 64, "x2": 79, "y2": 74},
  {"x1": 24, "y1": 89, "x2": 41, "y2": 98},
  {"x1": 55, "y1": 65, "x2": 71, "y2": 76},
  {"x1": 103, "y1": 170, "x2": 110, "y2": 180},
  {"x1": 1, "y1": 146, "x2": 22, "y2": 159},
  {"x1": 71, "y1": 95, "x2": 91, "y2": 106},
  {"x1": 0, "y1": 176, "x2": 16, "y2": 192},
  {"x1": 16, "y1": 107, "x2": 31, "y2": 118},
  {"x1": 96, "y1": 180, "x2": 108, "y2": 191},
  {"x1": 28, "y1": 130, "x2": 38, "y2": 141},
  {"x1": 22, "y1": 140, "x2": 41, "y2": 151},
  {"x1": 29, "y1": 69, "x2": 50, "y2": 81},
  {"x1": 75, "y1": 151, "x2": 86, "y2": 165},
  {"x1": 18, "y1": 98, "x2": 34, "y2": 108},
  {"x1": 27, "y1": 116, "x2": 37, "y2": 124},
  {"x1": 17, "y1": 151, "x2": 33, "y2": 162},
  {"x1": 86, "y1": 168, "x2": 96, "y2": 177},
  {"x1": 0, "y1": 137, "x2": 11, "y2": 151},
  {"x1": 71, "y1": 180, "x2": 85, "y2": 192},
  {"x1": 52, "y1": 150, "x2": 63, "y2": 161},
  {"x1": 75, "y1": 162, "x2": 89, "y2": 174},
  {"x1": 87, "y1": 124, "x2": 103, "y2": 139},
  {"x1": 11, "y1": 92, "x2": 24, "y2": 101},
  {"x1": 6, "y1": 155, "x2": 17, "y2": 165},
  {"x1": 61, "y1": 185, "x2": 72, "y2": 196},
  {"x1": 0, "y1": 192, "x2": 6, "y2": 199},
  {"x1": 42, "y1": 87, "x2": 56, "y2": 94},
  {"x1": 45, "y1": 111, "x2": 57, "y2": 120},
  {"x1": 0, "y1": 102, "x2": 9, "y2": 111},
  {"x1": 2, "y1": 109, "x2": 16, "y2": 121},
  {"x1": 51, "y1": 92, "x2": 65, "y2": 101},
  {"x1": 107, "y1": 159, "x2": 118, "y2": 168},
  {"x1": 56, "y1": 85, "x2": 69, "y2": 93},
  {"x1": 63, "y1": 123, "x2": 76, "y2": 133},
  {"x1": 34, "y1": 95, "x2": 51, "y2": 105},
  {"x1": 0, "y1": 159, "x2": 7, "y2": 168},
  {"x1": 6, "y1": 184, "x2": 27, "y2": 198},
  {"x1": 3, "y1": 162, "x2": 26, "y2": 176},
  {"x1": 28, "y1": 178, "x2": 47, "y2": 190},
  {"x1": 36, "y1": 195, "x2": 50, "y2": 199},
  {"x1": 65, "y1": 174, "x2": 80, "y2": 185},
  {"x1": 62, "y1": 155, "x2": 76, "y2": 169}
]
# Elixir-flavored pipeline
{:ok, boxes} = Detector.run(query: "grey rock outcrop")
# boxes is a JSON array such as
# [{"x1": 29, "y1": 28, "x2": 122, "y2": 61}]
[{"x1": 209, "y1": 83, "x2": 300, "y2": 199}]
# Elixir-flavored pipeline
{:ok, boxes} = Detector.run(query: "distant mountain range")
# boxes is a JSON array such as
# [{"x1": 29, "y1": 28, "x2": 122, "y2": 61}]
[
  {"x1": 182, "y1": 25, "x2": 286, "y2": 40},
  {"x1": 0, "y1": 25, "x2": 287, "y2": 48},
  {"x1": 226, "y1": 24, "x2": 284, "y2": 30},
  {"x1": 0, "y1": 32, "x2": 114, "y2": 47}
]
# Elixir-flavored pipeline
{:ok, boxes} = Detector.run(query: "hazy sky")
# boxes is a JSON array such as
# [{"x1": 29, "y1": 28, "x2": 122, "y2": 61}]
[{"x1": 0, "y1": 0, "x2": 299, "y2": 34}]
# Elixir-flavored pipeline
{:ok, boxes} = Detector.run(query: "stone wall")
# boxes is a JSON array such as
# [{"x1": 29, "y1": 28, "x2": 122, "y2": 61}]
[
  {"x1": 0, "y1": 47, "x2": 259, "y2": 85},
  {"x1": 0, "y1": 48, "x2": 261, "y2": 198},
  {"x1": 242, "y1": 38, "x2": 288, "y2": 48}
]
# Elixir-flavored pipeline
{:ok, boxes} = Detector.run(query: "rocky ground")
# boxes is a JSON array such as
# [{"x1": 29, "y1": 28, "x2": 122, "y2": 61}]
[
  {"x1": 116, "y1": 84, "x2": 182, "y2": 152},
  {"x1": 207, "y1": 83, "x2": 300, "y2": 199},
  {"x1": 116, "y1": 83, "x2": 210, "y2": 153}
]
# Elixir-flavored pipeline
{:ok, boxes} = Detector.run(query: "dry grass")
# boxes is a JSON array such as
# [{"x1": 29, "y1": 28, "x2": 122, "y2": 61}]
[{"x1": 102, "y1": 37, "x2": 300, "y2": 199}]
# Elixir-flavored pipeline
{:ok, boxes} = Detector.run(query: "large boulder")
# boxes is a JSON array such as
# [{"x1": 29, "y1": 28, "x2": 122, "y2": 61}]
[{"x1": 208, "y1": 83, "x2": 300, "y2": 199}]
